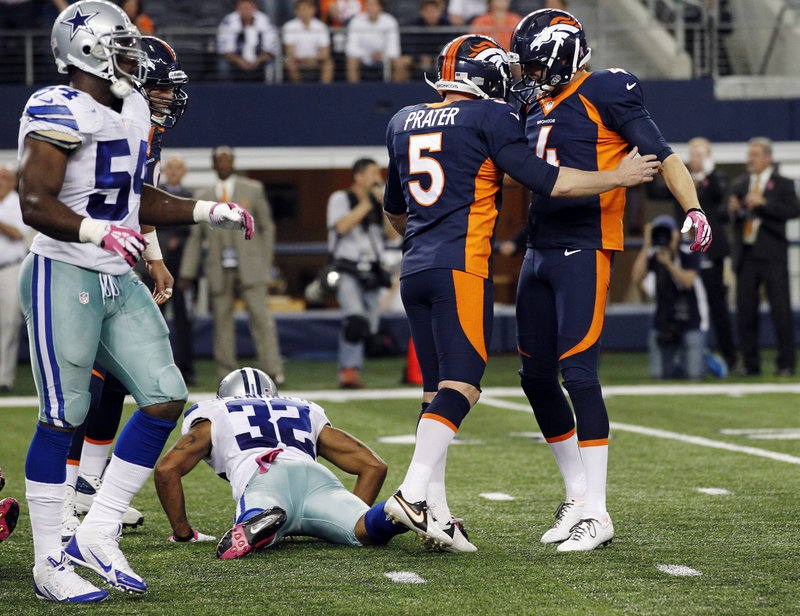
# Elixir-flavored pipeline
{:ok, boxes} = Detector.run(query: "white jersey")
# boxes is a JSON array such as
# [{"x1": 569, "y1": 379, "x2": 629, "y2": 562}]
[
  {"x1": 18, "y1": 85, "x2": 151, "y2": 275},
  {"x1": 182, "y1": 395, "x2": 331, "y2": 502}
]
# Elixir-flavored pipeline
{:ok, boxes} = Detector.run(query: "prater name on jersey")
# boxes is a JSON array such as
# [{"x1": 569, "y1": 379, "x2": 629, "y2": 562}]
[{"x1": 403, "y1": 107, "x2": 460, "y2": 131}]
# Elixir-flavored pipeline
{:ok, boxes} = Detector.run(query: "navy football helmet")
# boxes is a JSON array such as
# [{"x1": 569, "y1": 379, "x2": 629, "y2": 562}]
[
  {"x1": 431, "y1": 34, "x2": 511, "y2": 100},
  {"x1": 141, "y1": 36, "x2": 188, "y2": 128},
  {"x1": 509, "y1": 9, "x2": 591, "y2": 102},
  {"x1": 217, "y1": 368, "x2": 277, "y2": 399}
]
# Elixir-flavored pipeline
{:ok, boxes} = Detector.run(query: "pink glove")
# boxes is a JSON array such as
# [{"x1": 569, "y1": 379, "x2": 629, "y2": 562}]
[
  {"x1": 167, "y1": 528, "x2": 217, "y2": 543},
  {"x1": 99, "y1": 224, "x2": 146, "y2": 266},
  {"x1": 681, "y1": 208, "x2": 712, "y2": 252},
  {"x1": 209, "y1": 202, "x2": 254, "y2": 240}
]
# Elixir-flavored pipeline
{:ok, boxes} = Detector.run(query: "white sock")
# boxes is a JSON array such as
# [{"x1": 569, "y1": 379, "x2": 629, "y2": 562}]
[
  {"x1": 79, "y1": 440, "x2": 113, "y2": 479},
  {"x1": 425, "y1": 450, "x2": 451, "y2": 522},
  {"x1": 65, "y1": 462, "x2": 79, "y2": 489},
  {"x1": 579, "y1": 443, "x2": 609, "y2": 522},
  {"x1": 26, "y1": 479, "x2": 66, "y2": 566},
  {"x1": 398, "y1": 418, "x2": 455, "y2": 503},
  {"x1": 81, "y1": 456, "x2": 151, "y2": 533},
  {"x1": 547, "y1": 433, "x2": 587, "y2": 502}
]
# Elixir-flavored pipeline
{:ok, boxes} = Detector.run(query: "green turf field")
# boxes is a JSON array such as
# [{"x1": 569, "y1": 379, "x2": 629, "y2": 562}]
[{"x1": 1, "y1": 353, "x2": 798, "y2": 615}]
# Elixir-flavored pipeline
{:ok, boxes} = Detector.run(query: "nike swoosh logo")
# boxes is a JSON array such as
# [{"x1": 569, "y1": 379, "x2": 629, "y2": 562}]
[
  {"x1": 564, "y1": 249, "x2": 582, "y2": 256},
  {"x1": 249, "y1": 516, "x2": 276, "y2": 534},
  {"x1": 626, "y1": 83, "x2": 636, "y2": 90},
  {"x1": 88, "y1": 548, "x2": 113, "y2": 573},
  {"x1": 396, "y1": 496, "x2": 425, "y2": 525}
]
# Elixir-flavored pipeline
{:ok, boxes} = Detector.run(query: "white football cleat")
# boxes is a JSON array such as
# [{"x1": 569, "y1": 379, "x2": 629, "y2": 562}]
[
  {"x1": 65, "y1": 524, "x2": 147, "y2": 593},
  {"x1": 540, "y1": 500, "x2": 585, "y2": 544},
  {"x1": 75, "y1": 473, "x2": 144, "y2": 528},
  {"x1": 33, "y1": 553, "x2": 108, "y2": 602},
  {"x1": 384, "y1": 491, "x2": 453, "y2": 548},
  {"x1": 61, "y1": 485, "x2": 80, "y2": 543},
  {"x1": 556, "y1": 517, "x2": 614, "y2": 553},
  {"x1": 423, "y1": 516, "x2": 477, "y2": 553}
]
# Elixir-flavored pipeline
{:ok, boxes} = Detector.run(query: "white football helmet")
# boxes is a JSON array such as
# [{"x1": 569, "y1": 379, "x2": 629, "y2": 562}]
[
  {"x1": 217, "y1": 368, "x2": 277, "y2": 399},
  {"x1": 51, "y1": 0, "x2": 148, "y2": 98}
]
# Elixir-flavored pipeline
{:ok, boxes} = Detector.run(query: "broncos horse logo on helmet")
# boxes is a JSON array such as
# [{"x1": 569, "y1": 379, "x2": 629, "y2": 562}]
[
  {"x1": 141, "y1": 36, "x2": 188, "y2": 128},
  {"x1": 430, "y1": 34, "x2": 511, "y2": 100},
  {"x1": 509, "y1": 8, "x2": 591, "y2": 104}
]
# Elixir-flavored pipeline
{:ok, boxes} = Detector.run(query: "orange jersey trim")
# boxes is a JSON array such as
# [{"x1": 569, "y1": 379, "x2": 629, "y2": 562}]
[
  {"x1": 578, "y1": 437, "x2": 609, "y2": 448},
  {"x1": 91, "y1": 369, "x2": 105, "y2": 380},
  {"x1": 453, "y1": 270, "x2": 487, "y2": 362},
  {"x1": 545, "y1": 428, "x2": 576, "y2": 444},
  {"x1": 84, "y1": 437, "x2": 114, "y2": 446},
  {"x1": 537, "y1": 70, "x2": 592, "y2": 117},
  {"x1": 466, "y1": 157, "x2": 502, "y2": 277},
  {"x1": 578, "y1": 93, "x2": 629, "y2": 250},
  {"x1": 560, "y1": 249, "x2": 612, "y2": 361},
  {"x1": 420, "y1": 412, "x2": 458, "y2": 433},
  {"x1": 66, "y1": 459, "x2": 80, "y2": 466}
]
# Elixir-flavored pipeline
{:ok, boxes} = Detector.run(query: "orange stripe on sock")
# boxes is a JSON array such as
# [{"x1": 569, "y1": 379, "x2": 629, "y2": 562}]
[
  {"x1": 578, "y1": 438, "x2": 609, "y2": 448},
  {"x1": 66, "y1": 459, "x2": 80, "y2": 466},
  {"x1": 544, "y1": 428, "x2": 575, "y2": 443},
  {"x1": 420, "y1": 412, "x2": 458, "y2": 433},
  {"x1": 91, "y1": 369, "x2": 105, "y2": 380},
  {"x1": 84, "y1": 437, "x2": 114, "y2": 446}
]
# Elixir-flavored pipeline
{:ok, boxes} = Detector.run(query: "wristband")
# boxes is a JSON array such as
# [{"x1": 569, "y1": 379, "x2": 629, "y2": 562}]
[
  {"x1": 193, "y1": 200, "x2": 216, "y2": 224},
  {"x1": 141, "y1": 230, "x2": 163, "y2": 261},
  {"x1": 78, "y1": 218, "x2": 108, "y2": 245}
]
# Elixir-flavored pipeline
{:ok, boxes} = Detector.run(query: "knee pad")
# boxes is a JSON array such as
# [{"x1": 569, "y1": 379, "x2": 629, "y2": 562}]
[
  {"x1": 156, "y1": 363, "x2": 189, "y2": 402},
  {"x1": 423, "y1": 388, "x2": 472, "y2": 431},
  {"x1": 343, "y1": 315, "x2": 369, "y2": 343}
]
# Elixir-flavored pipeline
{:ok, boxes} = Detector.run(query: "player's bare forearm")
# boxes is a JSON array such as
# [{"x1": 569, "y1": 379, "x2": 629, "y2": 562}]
[
  {"x1": 153, "y1": 464, "x2": 192, "y2": 537},
  {"x1": 140, "y1": 184, "x2": 197, "y2": 226},
  {"x1": 317, "y1": 426, "x2": 388, "y2": 505},
  {"x1": 661, "y1": 153, "x2": 702, "y2": 212},
  {"x1": 386, "y1": 211, "x2": 406, "y2": 235}
]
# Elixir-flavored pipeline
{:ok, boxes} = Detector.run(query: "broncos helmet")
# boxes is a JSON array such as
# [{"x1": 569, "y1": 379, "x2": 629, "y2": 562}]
[
  {"x1": 51, "y1": 0, "x2": 147, "y2": 98},
  {"x1": 431, "y1": 34, "x2": 511, "y2": 100},
  {"x1": 141, "y1": 36, "x2": 188, "y2": 128},
  {"x1": 217, "y1": 368, "x2": 277, "y2": 399},
  {"x1": 509, "y1": 9, "x2": 591, "y2": 102}
]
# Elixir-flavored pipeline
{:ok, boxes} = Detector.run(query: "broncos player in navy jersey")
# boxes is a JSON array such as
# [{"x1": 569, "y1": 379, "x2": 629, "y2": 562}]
[
  {"x1": 62, "y1": 36, "x2": 190, "y2": 542},
  {"x1": 382, "y1": 33, "x2": 659, "y2": 551},
  {"x1": 508, "y1": 9, "x2": 712, "y2": 552}
]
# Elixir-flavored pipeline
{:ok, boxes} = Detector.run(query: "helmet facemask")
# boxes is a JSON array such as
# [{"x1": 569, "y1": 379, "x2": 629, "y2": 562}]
[{"x1": 145, "y1": 71, "x2": 188, "y2": 128}]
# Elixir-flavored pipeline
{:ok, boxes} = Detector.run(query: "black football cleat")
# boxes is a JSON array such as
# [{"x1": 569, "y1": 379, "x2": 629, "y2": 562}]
[
  {"x1": 0, "y1": 497, "x2": 19, "y2": 542},
  {"x1": 216, "y1": 507, "x2": 287, "y2": 559}
]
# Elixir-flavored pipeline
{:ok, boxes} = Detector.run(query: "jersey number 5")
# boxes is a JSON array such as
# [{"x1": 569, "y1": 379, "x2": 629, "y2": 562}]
[{"x1": 408, "y1": 133, "x2": 444, "y2": 206}]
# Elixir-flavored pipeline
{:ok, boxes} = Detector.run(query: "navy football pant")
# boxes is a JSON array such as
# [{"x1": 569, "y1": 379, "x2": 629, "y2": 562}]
[{"x1": 516, "y1": 248, "x2": 612, "y2": 445}]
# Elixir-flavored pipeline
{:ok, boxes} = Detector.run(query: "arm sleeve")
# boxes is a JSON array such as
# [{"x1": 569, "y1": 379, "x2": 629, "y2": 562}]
[{"x1": 494, "y1": 141, "x2": 559, "y2": 197}]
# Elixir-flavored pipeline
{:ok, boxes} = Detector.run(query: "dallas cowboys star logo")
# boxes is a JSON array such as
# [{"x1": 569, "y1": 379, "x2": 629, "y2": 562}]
[{"x1": 62, "y1": 6, "x2": 99, "y2": 41}]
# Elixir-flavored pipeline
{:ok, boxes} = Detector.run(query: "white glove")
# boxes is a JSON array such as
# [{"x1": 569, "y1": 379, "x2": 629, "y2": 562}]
[{"x1": 193, "y1": 200, "x2": 254, "y2": 239}]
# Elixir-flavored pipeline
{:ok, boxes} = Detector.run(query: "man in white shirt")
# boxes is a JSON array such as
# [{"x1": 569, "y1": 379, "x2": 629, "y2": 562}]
[
  {"x1": 0, "y1": 164, "x2": 28, "y2": 393},
  {"x1": 345, "y1": 0, "x2": 409, "y2": 81},
  {"x1": 217, "y1": 0, "x2": 280, "y2": 81},
  {"x1": 282, "y1": 0, "x2": 334, "y2": 83}
]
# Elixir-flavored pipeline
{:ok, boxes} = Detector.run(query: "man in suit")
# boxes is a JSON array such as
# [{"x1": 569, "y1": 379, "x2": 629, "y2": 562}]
[
  {"x1": 179, "y1": 146, "x2": 284, "y2": 383},
  {"x1": 729, "y1": 137, "x2": 800, "y2": 376}
]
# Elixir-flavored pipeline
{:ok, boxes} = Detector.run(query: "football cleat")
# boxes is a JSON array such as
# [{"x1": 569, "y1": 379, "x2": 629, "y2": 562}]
[
  {"x1": 65, "y1": 524, "x2": 147, "y2": 593},
  {"x1": 75, "y1": 473, "x2": 144, "y2": 528},
  {"x1": 61, "y1": 485, "x2": 80, "y2": 543},
  {"x1": 541, "y1": 500, "x2": 585, "y2": 544},
  {"x1": 216, "y1": 506, "x2": 287, "y2": 559},
  {"x1": 423, "y1": 516, "x2": 477, "y2": 553},
  {"x1": 0, "y1": 497, "x2": 20, "y2": 542},
  {"x1": 33, "y1": 553, "x2": 108, "y2": 602},
  {"x1": 556, "y1": 517, "x2": 615, "y2": 552},
  {"x1": 384, "y1": 491, "x2": 453, "y2": 548}
]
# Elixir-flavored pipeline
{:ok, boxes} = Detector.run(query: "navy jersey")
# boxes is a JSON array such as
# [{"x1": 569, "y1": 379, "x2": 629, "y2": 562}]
[
  {"x1": 145, "y1": 125, "x2": 165, "y2": 186},
  {"x1": 385, "y1": 98, "x2": 558, "y2": 280},
  {"x1": 524, "y1": 69, "x2": 673, "y2": 251}
]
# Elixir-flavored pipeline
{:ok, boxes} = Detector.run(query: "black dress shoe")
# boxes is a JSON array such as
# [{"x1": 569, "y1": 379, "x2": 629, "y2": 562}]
[{"x1": 776, "y1": 369, "x2": 795, "y2": 377}]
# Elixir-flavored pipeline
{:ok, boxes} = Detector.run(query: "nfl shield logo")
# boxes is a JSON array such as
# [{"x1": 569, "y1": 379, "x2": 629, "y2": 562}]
[{"x1": 79, "y1": 291, "x2": 89, "y2": 305}]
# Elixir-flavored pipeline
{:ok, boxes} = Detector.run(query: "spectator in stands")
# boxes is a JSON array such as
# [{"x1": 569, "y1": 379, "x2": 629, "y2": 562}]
[
  {"x1": 114, "y1": 0, "x2": 154, "y2": 34},
  {"x1": 321, "y1": 0, "x2": 363, "y2": 26},
  {"x1": 631, "y1": 216, "x2": 707, "y2": 380},
  {"x1": 0, "y1": 0, "x2": 36, "y2": 29},
  {"x1": 217, "y1": 0, "x2": 280, "y2": 81},
  {"x1": 282, "y1": 0, "x2": 335, "y2": 83},
  {"x1": 683, "y1": 137, "x2": 736, "y2": 373},
  {"x1": 728, "y1": 137, "x2": 799, "y2": 377},
  {"x1": 470, "y1": 0, "x2": 521, "y2": 50},
  {"x1": 179, "y1": 146, "x2": 285, "y2": 384},
  {"x1": 327, "y1": 158, "x2": 394, "y2": 388},
  {"x1": 510, "y1": 0, "x2": 568, "y2": 24},
  {"x1": 158, "y1": 156, "x2": 196, "y2": 385},
  {"x1": 401, "y1": 0, "x2": 453, "y2": 79},
  {"x1": 0, "y1": 164, "x2": 28, "y2": 393},
  {"x1": 346, "y1": 0, "x2": 410, "y2": 81},
  {"x1": 447, "y1": 0, "x2": 486, "y2": 25}
]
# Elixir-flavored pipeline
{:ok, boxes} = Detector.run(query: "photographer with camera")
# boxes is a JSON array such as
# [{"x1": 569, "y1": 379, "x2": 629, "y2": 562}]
[
  {"x1": 632, "y1": 215, "x2": 708, "y2": 379},
  {"x1": 327, "y1": 158, "x2": 395, "y2": 388}
]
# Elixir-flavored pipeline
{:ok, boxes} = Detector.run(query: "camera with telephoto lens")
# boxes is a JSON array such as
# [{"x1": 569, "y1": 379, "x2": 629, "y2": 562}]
[{"x1": 651, "y1": 225, "x2": 673, "y2": 248}]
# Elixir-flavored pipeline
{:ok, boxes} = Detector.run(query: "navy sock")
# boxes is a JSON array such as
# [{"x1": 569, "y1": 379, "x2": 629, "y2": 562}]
[
  {"x1": 113, "y1": 410, "x2": 176, "y2": 468},
  {"x1": 363, "y1": 500, "x2": 409, "y2": 544},
  {"x1": 26, "y1": 424, "x2": 73, "y2": 483}
]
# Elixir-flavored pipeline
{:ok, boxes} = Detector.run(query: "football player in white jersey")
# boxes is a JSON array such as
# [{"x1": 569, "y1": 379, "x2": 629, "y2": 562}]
[
  {"x1": 17, "y1": 1, "x2": 255, "y2": 603},
  {"x1": 154, "y1": 368, "x2": 410, "y2": 557}
]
